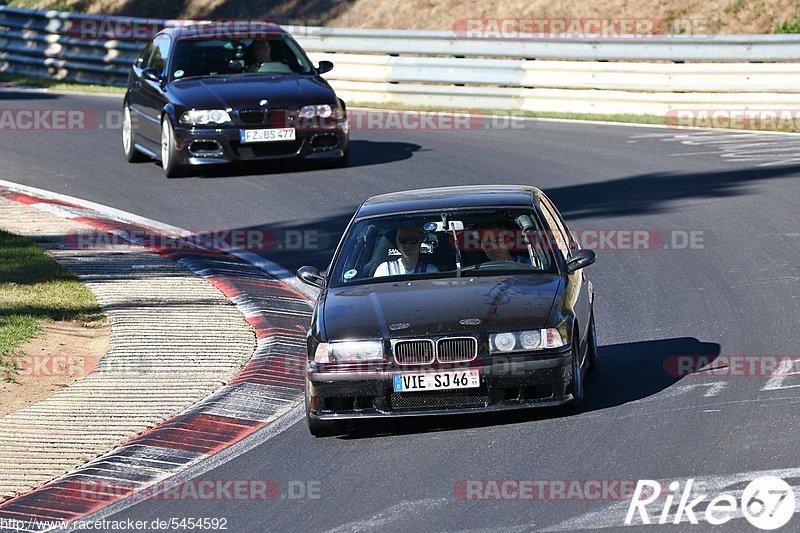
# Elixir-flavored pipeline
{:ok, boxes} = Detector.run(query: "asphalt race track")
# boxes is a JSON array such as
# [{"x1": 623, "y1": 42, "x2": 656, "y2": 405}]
[{"x1": 2, "y1": 88, "x2": 800, "y2": 531}]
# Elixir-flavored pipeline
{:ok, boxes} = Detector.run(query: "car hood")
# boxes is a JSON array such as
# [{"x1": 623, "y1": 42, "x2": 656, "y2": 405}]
[
  {"x1": 168, "y1": 75, "x2": 337, "y2": 109},
  {"x1": 321, "y1": 275, "x2": 562, "y2": 340}
]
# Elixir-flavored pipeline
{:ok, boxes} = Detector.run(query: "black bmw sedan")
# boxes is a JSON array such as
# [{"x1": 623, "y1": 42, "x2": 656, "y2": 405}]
[
  {"x1": 122, "y1": 23, "x2": 349, "y2": 177},
  {"x1": 296, "y1": 185, "x2": 598, "y2": 436}
]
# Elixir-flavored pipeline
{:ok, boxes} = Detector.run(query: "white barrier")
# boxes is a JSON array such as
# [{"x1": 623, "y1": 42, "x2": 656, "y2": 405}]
[{"x1": 2, "y1": 5, "x2": 800, "y2": 116}]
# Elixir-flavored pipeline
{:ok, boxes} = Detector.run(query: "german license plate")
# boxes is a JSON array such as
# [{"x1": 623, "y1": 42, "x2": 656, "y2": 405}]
[
  {"x1": 393, "y1": 370, "x2": 480, "y2": 392},
  {"x1": 240, "y1": 128, "x2": 296, "y2": 143}
]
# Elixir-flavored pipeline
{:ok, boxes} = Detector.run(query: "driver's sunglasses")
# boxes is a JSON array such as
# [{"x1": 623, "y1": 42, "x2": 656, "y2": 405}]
[{"x1": 397, "y1": 238, "x2": 420, "y2": 245}]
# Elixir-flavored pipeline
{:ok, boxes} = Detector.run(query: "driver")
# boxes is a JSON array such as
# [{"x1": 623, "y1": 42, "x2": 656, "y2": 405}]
[
  {"x1": 373, "y1": 227, "x2": 439, "y2": 277},
  {"x1": 250, "y1": 38, "x2": 273, "y2": 66},
  {"x1": 248, "y1": 38, "x2": 293, "y2": 73}
]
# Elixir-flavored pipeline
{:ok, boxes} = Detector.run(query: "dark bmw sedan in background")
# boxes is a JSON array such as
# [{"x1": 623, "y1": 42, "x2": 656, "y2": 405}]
[
  {"x1": 122, "y1": 23, "x2": 349, "y2": 177},
  {"x1": 296, "y1": 185, "x2": 599, "y2": 436}
]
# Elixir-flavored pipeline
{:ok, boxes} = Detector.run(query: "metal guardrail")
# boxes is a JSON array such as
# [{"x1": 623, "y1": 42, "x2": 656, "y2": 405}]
[
  {"x1": 2, "y1": 5, "x2": 800, "y2": 115},
  {"x1": 291, "y1": 28, "x2": 800, "y2": 62}
]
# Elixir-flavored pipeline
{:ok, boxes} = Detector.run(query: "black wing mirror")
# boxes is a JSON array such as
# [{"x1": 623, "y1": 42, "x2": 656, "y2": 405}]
[
  {"x1": 141, "y1": 68, "x2": 162, "y2": 83},
  {"x1": 566, "y1": 249, "x2": 596, "y2": 274},
  {"x1": 297, "y1": 266, "x2": 325, "y2": 288},
  {"x1": 317, "y1": 61, "x2": 334, "y2": 74}
]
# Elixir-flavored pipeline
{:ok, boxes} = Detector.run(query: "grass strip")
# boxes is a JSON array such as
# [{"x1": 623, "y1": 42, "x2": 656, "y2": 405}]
[{"x1": 0, "y1": 229, "x2": 103, "y2": 382}]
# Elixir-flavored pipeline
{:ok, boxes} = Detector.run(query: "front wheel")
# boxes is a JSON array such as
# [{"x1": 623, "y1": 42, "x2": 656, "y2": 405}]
[
  {"x1": 122, "y1": 105, "x2": 146, "y2": 162},
  {"x1": 160, "y1": 116, "x2": 183, "y2": 178},
  {"x1": 587, "y1": 312, "x2": 599, "y2": 372},
  {"x1": 565, "y1": 333, "x2": 584, "y2": 409},
  {"x1": 305, "y1": 378, "x2": 341, "y2": 437}
]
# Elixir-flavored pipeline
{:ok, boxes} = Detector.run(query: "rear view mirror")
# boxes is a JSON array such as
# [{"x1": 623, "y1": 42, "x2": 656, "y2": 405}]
[
  {"x1": 448, "y1": 221, "x2": 464, "y2": 231},
  {"x1": 424, "y1": 220, "x2": 464, "y2": 233},
  {"x1": 566, "y1": 249, "x2": 596, "y2": 274},
  {"x1": 318, "y1": 61, "x2": 334, "y2": 74}
]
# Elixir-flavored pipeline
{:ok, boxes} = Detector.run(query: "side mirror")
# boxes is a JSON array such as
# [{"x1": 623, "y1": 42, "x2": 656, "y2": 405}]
[
  {"x1": 297, "y1": 266, "x2": 325, "y2": 288},
  {"x1": 566, "y1": 249, "x2": 596, "y2": 274},
  {"x1": 317, "y1": 61, "x2": 334, "y2": 74},
  {"x1": 141, "y1": 68, "x2": 162, "y2": 83}
]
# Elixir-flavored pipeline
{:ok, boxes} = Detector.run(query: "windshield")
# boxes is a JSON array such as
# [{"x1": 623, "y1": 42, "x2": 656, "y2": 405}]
[
  {"x1": 170, "y1": 35, "x2": 313, "y2": 80},
  {"x1": 330, "y1": 208, "x2": 559, "y2": 287}
]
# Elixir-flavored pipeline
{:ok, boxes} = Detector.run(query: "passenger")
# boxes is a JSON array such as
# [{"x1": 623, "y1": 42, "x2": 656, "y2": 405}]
[
  {"x1": 479, "y1": 227, "x2": 530, "y2": 264},
  {"x1": 373, "y1": 227, "x2": 440, "y2": 277}
]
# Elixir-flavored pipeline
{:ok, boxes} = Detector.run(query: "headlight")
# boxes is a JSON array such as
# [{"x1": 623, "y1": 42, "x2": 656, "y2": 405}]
[
  {"x1": 492, "y1": 333, "x2": 517, "y2": 353},
  {"x1": 179, "y1": 109, "x2": 232, "y2": 126},
  {"x1": 300, "y1": 105, "x2": 316, "y2": 119},
  {"x1": 490, "y1": 329, "x2": 566, "y2": 353},
  {"x1": 315, "y1": 104, "x2": 332, "y2": 118},
  {"x1": 299, "y1": 104, "x2": 333, "y2": 119},
  {"x1": 519, "y1": 330, "x2": 542, "y2": 350},
  {"x1": 314, "y1": 340, "x2": 384, "y2": 363}
]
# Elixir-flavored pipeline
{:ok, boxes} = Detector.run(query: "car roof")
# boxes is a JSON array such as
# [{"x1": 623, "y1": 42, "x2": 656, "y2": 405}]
[
  {"x1": 157, "y1": 22, "x2": 286, "y2": 40},
  {"x1": 357, "y1": 185, "x2": 541, "y2": 218}
]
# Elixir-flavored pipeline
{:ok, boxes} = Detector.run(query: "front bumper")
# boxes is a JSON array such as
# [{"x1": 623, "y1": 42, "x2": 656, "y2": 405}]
[
  {"x1": 171, "y1": 123, "x2": 348, "y2": 166},
  {"x1": 307, "y1": 348, "x2": 575, "y2": 420}
]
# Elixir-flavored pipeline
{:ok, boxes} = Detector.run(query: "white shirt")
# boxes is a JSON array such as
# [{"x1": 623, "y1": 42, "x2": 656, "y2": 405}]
[{"x1": 373, "y1": 259, "x2": 439, "y2": 277}]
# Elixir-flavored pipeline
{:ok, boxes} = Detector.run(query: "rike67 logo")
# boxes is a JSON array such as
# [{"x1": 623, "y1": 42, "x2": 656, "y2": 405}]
[{"x1": 626, "y1": 476, "x2": 795, "y2": 530}]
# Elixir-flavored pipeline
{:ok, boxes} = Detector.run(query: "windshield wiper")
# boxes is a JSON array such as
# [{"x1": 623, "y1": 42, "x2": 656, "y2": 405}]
[{"x1": 172, "y1": 73, "x2": 228, "y2": 82}]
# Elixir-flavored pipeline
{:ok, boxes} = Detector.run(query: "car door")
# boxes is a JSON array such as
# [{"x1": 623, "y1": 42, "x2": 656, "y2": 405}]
[
  {"x1": 539, "y1": 194, "x2": 592, "y2": 354},
  {"x1": 136, "y1": 34, "x2": 172, "y2": 145},
  {"x1": 127, "y1": 41, "x2": 154, "y2": 147}
]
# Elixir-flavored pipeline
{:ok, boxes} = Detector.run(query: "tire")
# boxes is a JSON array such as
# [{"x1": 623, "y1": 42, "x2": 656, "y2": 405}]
[
  {"x1": 565, "y1": 332, "x2": 584, "y2": 409},
  {"x1": 587, "y1": 311, "x2": 599, "y2": 372},
  {"x1": 160, "y1": 116, "x2": 183, "y2": 178},
  {"x1": 122, "y1": 105, "x2": 146, "y2": 162},
  {"x1": 305, "y1": 378, "x2": 341, "y2": 437}
]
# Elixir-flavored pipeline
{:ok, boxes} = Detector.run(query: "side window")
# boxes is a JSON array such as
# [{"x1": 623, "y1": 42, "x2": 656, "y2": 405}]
[
  {"x1": 538, "y1": 200, "x2": 571, "y2": 260},
  {"x1": 147, "y1": 36, "x2": 171, "y2": 74},
  {"x1": 542, "y1": 195, "x2": 579, "y2": 251},
  {"x1": 137, "y1": 42, "x2": 154, "y2": 67}
]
